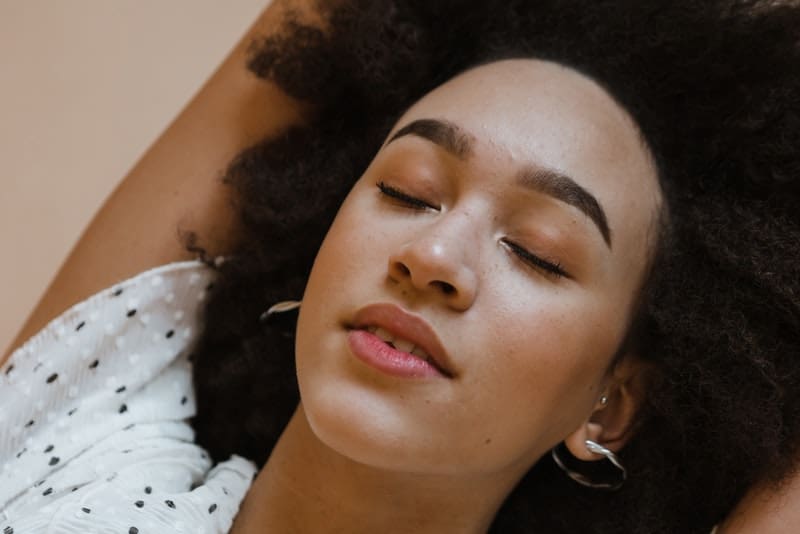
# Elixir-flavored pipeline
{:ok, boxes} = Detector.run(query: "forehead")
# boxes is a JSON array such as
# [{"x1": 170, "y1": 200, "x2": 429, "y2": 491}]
[{"x1": 389, "y1": 58, "x2": 662, "y2": 275}]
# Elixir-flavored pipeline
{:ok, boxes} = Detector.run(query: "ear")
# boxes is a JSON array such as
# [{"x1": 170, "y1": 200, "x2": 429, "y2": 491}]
[{"x1": 564, "y1": 355, "x2": 649, "y2": 461}]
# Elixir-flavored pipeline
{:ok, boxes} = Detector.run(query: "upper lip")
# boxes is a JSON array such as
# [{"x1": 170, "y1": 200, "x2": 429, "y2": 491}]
[{"x1": 348, "y1": 303, "x2": 456, "y2": 378}]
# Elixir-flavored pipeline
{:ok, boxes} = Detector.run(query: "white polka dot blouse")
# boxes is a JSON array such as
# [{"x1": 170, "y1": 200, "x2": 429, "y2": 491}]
[{"x1": 0, "y1": 260, "x2": 257, "y2": 534}]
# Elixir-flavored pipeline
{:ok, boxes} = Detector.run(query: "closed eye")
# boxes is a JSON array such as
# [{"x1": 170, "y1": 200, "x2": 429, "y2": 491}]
[
  {"x1": 377, "y1": 181, "x2": 439, "y2": 211},
  {"x1": 501, "y1": 239, "x2": 569, "y2": 279}
]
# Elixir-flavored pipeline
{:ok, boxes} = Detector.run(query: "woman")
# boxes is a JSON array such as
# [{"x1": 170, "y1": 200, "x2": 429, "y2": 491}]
[{"x1": 3, "y1": 0, "x2": 799, "y2": 532}]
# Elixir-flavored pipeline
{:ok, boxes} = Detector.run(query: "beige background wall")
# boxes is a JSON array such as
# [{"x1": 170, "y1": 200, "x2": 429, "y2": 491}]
[{"x1": 0, "y1": 1, "x2": 269, "y2": 353}]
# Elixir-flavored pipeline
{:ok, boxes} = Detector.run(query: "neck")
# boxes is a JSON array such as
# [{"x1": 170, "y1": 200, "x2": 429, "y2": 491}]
[{"x1": 230, "y1": 403, "x2": 522, "y2": 534}]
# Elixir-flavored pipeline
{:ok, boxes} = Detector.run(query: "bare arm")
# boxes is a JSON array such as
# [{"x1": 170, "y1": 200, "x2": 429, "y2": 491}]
[{"x1": 1, "y1": 0, "x2": 316, "y2": 365}]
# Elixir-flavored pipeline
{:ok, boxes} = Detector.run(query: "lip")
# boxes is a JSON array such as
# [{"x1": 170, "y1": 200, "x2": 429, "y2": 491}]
[{"x1": 347, "y1": 303, "x2": 456, "y2": 379}]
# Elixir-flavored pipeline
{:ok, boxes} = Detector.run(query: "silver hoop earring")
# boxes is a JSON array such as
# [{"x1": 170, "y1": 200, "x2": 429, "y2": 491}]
[
  {"x1": 550, "y1": 439, "x2": 627, "y2": 491},
  {"x1": 259, "y1": 300, "x2": 301, "y2": 322}
]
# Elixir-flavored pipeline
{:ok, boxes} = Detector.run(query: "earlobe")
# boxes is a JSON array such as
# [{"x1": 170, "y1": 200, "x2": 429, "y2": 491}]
[
  {"x1": 564, "y1": 355, "x2": 649, "y2": 460},
  {"x1": 564, "y1": 421, "x2": 605, "y2": 461},
  {"x1": 553, "y1": 419, "x2": 629, "y2": 491}
]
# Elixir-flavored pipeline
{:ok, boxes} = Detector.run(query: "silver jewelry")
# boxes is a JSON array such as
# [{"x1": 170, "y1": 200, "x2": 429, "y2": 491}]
[
  {"x1": 599, "y1": 395, "x2": 608, "y2": 406},
  {"x1": 550, "y1": 439, "x2": 627, "y2": 491},
  {"x1": 259, "y1": 300, "x2": 301, "y2": 322}
]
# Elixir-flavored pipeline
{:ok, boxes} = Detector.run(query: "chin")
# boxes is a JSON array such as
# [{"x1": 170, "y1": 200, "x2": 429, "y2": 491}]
[
  {"x1": 298, "y1": 371, "x2": 463, "y2": 475},
  {"x1": 299, "y1": 377, "x2": 518, "y2": 479}
]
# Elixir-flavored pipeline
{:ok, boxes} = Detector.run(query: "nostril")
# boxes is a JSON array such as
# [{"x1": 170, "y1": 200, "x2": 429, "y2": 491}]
[
  {"x1": 390, "y1": 260, "x2": 458, "y2": 296},
  {"x1": 433, "y1": 280, "x2": 456, "y2": 295}
]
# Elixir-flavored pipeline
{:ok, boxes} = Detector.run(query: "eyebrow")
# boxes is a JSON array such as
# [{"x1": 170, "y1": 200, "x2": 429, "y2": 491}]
[
  {"x1": 517, "y1": 168, "x2": 611, "y2": 247},
  {"x1": 387, "y1": 118, "x2": 474, "y2": 159},
  {"x1": 386, "y1": 118, "x2": 612, "y2": 248}
]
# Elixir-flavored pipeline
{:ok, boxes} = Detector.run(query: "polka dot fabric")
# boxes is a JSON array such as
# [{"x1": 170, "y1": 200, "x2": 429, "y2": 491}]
[{"x1": 0, "y1": 261, "x2": 256, "y2": 533}]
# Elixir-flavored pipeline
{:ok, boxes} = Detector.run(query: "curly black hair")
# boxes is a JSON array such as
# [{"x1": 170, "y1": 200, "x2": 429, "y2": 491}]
[{"x1": 187, "y1": 1, "x2": 800, "y2": 532}]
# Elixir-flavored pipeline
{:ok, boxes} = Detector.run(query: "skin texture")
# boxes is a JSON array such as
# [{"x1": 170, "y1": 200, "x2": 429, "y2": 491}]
[{"x1": 231, "y1": 58, "x2": 661, "y2": 533}]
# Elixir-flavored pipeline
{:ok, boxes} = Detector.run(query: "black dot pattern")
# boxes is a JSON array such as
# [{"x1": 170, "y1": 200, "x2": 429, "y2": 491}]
[{"x1": 0, "y1": 262, "x2": 255, "y2": 533}]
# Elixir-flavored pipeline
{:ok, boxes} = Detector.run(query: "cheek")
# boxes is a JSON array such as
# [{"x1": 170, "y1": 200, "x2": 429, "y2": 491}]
[
  {"x1": 300, "y1": 193, "x2": 381, "y2": 307},
  {"x1": 465, "y1": 296, "x2": 622, "y2": 454}
]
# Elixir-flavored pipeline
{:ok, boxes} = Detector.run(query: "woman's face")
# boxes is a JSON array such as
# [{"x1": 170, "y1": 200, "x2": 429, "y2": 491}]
[{"x1": 295, "y1": 59, "x2": 661, "y2": 479}]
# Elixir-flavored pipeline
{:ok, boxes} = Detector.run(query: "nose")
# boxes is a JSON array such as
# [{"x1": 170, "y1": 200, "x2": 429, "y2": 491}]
[{"x1": 388, "y1": 231, "x2": 478, "y2": 311}]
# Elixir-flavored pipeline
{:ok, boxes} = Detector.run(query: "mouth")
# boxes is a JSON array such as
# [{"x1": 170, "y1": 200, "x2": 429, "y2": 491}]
[
  {"x1": 353, "y1": 325, "x2": 452, "y2": 378},
  {"x1": 346, "y1": 303, "x2": 457, "y2": 379},
  {"x1": 363, "y1": 325, "x2": 435, "y2": 361}
]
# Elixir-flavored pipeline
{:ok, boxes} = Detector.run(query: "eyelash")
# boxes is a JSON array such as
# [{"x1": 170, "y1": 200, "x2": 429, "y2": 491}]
[
  {"x1": 500, "y1": 239, "x2": 568, "y2": 279},
  {"x1": 377, "y1": 181, "x2": 438, "y2": 210},
  {"x1": 376, "y1": 181, "x2": 569, "y2": 279}
]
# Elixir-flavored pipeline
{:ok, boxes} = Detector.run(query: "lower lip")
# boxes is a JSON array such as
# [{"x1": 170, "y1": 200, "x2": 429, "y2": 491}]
[{"x1": 346, "y1": 329, "x2": 446, "y2": 379}]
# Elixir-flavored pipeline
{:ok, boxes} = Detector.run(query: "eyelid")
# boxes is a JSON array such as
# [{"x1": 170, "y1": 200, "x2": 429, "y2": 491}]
[
  {"x1": 501, "y1": 238, "x2": 569, "y2": 279},
  {"x1": 377, "y1": 181, "x2": 440, "y2": 211}
]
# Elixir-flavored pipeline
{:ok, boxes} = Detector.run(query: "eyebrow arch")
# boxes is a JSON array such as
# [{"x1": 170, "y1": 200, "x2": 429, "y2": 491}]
[
  {"x1": 518, "y1": 167, "x2": 612, "y2": 248},
  {"x1": 386, "y1": 117, "x2": 611, "y2": 248},
  {"x1": 386, "y1": 118, "x2": 474, "y2": 160}
]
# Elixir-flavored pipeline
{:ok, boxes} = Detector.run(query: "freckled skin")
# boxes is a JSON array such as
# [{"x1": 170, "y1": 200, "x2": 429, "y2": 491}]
[{"x1": 253, "y1": 58, "x2": 662, "y2": 533}]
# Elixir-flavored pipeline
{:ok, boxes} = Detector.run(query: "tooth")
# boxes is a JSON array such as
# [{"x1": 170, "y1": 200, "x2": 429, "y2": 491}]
[
  {"x1": 394, "y1": 339, "x2": 414, "y2": 353},
  {"x1": 374, "y1": 327, "x2": 395, "y2": 343},
  {"x1": 367, "y1": 326, "x2": 378, "y2": 334},
  {"x1": 411, "y1": 346, "x2": 431, "y2": 360}
]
